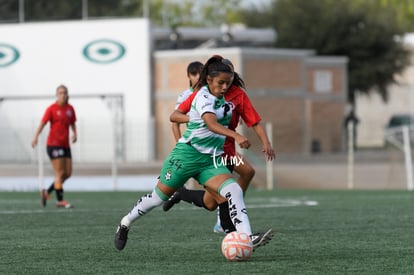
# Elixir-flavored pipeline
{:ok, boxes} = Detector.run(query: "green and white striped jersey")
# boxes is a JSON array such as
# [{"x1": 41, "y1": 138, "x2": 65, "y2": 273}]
[{"x1": 178, "y1": 86, "x2": 233, "y2": 155}]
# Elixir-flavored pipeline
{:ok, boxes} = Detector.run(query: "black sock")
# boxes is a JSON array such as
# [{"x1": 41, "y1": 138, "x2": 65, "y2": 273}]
[
  {"x1": 180, "y1": 188, "x2": 206, "y2": 209},
  {"x1": 56, "y1": 189, "x2": 64, "y2": 201},
  {"x1": 47, "y1": 182, "x2": 55, "y2": 194},
  {"x1": 218, "y1": 201, "x2": 236, "y2": 233}
]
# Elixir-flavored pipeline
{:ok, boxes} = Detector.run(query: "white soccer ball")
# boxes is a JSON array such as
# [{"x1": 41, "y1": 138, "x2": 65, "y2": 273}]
[{"x1": 221, "y1": 231, "x2": 253, "y2": 261}]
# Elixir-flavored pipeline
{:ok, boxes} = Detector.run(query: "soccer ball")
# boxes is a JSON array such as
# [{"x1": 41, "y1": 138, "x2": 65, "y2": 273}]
[{"x1": 221, "y1": 232, "x2": 253, "y2": 261}]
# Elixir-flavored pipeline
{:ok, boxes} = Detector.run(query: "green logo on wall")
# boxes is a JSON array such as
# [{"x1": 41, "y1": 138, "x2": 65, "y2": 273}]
[
  {"x1": 0, "y1": 44, "x2": 20, "y2": 67},
  {"x1": 82, "y1": 39, "x2": 126, "y2": 64}
]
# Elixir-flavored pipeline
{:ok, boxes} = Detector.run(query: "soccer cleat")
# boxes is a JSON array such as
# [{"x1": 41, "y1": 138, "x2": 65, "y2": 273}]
[
  {"x1": 114, "y1": 224, "x2": 129, "y2": 250},
  {"x1": 250, "y1": 228, "x2": 274, "y2": 251},
  {"x1": 56, "y1": 200, "x2": 73, "y2": 209},
  {"x1": 40, "y1": 189, "x2": 50, "y2": 207},
  {"x1": 213, "y1": 222, "x2": 225, "y2": 234},
  {"x1": 162, "y1": 188, "x2": 183, "y2": 211}
]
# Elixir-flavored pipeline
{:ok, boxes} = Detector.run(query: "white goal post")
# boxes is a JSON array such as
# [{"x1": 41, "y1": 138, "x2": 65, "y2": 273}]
[
  {"x1": 384, "y1": 126, "x2": 414, "y2": 191},
  {"x1": 0, "y1": 93, "x2": 125, "y2": 190}
]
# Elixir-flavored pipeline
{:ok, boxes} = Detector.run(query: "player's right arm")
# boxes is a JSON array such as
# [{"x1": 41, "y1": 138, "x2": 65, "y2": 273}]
[
  {"x1": 171, "y1": 123, "x2": 181, "y2": 142},
  {"x1": 170, "y1": 109, "x2": 189, "y2": 124},
  {"x1": 202, "y1": 112, "x2": 250, "y2": 149},
  {"x1": 31, "y1": 121, "x2": 47, "y2": 148},
  {"x1": 171, "y1": 90, "x2": 198, "y2": 142},
  {"x1": 32, "y1": 106, "x2": 51, "y2": 148}
]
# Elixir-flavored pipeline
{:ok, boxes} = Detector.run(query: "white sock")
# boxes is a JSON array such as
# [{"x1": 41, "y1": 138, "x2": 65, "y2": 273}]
[
  {"x1": 219, "y1": 181, "x2": 252, "y2": 235},
  {"x1": 121, "y1": 189, "x2": 164, "y2": 227}
]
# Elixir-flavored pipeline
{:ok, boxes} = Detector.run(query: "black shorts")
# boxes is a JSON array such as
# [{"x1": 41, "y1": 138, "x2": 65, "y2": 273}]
[
  {"x1": 226, "y1": 164, "x2": 234, "y2": 173},
  {"x1": 47, "y1": 146, "x2": 72, "y2": 160}
]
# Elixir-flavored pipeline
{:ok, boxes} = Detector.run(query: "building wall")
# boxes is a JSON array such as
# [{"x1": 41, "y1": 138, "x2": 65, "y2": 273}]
[
  {"x1": 153, "y1": 48, "x2": 348, "y2": 160},
  {"x1": 305, "y1": 58, "x2": 348, "y2": 153},
  {"x1": 243, "y1": 59, "x2": 302, "y2": 89}
]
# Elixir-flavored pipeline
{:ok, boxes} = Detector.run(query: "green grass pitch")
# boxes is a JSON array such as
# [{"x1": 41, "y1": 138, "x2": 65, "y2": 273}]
[{"x1": 0, "y1": 189, "x2": 413, "y2": 274}]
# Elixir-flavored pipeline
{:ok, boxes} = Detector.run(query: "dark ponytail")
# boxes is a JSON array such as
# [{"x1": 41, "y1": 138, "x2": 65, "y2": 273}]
[
  {"x1": 222, "y1": 58, "x2": 245, "y2": 89},
  {"x1": 194, "y1": 55, "x2": 233, "y2": 91},
  {"x1": 232, "y1": 72, "x2": 245, "y2": 89}
]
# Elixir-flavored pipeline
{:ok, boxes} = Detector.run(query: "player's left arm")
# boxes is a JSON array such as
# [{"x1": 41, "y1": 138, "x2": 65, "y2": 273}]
[
  {"x1": 240, "y1": 92, "x2": 275, "y2": 161},
  {"x1": 251, "y1": 123, "x2": 275, "y2": 161},
  {"x1": 70, "y1": 123, "x2": 77, "y2": 144}
]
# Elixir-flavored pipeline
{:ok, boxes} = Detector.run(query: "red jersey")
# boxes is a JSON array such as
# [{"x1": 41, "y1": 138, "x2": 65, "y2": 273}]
[
  {"x1": 177, "y1": 85, "x2": 261, "y2": 157},
  {"x1": 41, "y1": 102, "x2": 77, "y2": 148}
]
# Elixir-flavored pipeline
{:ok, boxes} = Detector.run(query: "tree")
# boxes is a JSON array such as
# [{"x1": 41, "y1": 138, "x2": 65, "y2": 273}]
[
  {"x1": 268, "y1": 0, "x2": 411, "y2": 105},
  {"x1": 238, "y1": 1, "x2": 274, "y2": 28},
  {"x1": 347, "y1": 0, "x2": 414, "y2": 32},
  {"x1": 1, "y1": 0, "x2": 244, "y2": 27},
  {"x1": 144, "y1": 0, "x2": 243, "y2": 27},
  {"x1": 0, "y1": 0, "x2": 19, "y2": 22},
  {"x1": 0, "y1": 0, "x2": 140, "y2": 22},
  {"x1": 23, "y1": 0, "x2": 82, "y2": 21},
  {"x1": 87, "y1": 0, "x2": 143, "y2": 18}
]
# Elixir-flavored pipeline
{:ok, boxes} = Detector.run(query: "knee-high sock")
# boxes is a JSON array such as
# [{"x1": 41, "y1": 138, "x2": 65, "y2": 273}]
[
  {"x1": 219, "y1": 180, "x2": 252, "y2": 235},
  {"x1": 179, "y1": 188, "x2": 235, "y2": 232},
  {"x1": 180, "y1": 188, "x2": 236, "y2": 233},
  {"x1": 179, "y1": 188, "x2": 206, "y2": 208},
  {"x1": 47, "y1": 182, "x2": 55, "y2": 194},
  {"x1": 121, "y1": 189, "x2": 165, "y2": 227},
  {"x1": 218, "y1": 201, "x2": 236, "y2": 233},
  {"x1": 55, "y1": 189, "x2": 63, "y2": 201},
  {"x1": 217, "y1": 185, "x2": 247, "y2": 224}
]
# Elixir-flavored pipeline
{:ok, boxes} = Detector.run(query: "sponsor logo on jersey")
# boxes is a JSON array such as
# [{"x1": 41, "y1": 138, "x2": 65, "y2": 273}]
[{"x1": 201, "y1": 102, "x2": 213, "y2": 110}]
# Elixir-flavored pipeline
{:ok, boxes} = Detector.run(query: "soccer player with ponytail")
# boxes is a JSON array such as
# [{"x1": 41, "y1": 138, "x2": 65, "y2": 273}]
[
  {"x1": 166, "y1": 58, "x2": 275, "y2": 234},
  {"x1": 31, "y1": 84, "x2": 77, "y2": 208},
  {"x1": 114, "y1": 55, "x2": 273, "y2": 252}
]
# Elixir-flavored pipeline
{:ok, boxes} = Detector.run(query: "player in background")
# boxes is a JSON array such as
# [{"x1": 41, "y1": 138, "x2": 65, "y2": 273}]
[
  {"x1": 114, "y1": 55, "x2": 273, "y2": 252},
  {"x1": 165, "y1": 58, "x2": 275, "y2": 234},
  {"x1": 31, "y1": 84, "x2": 77, "y2": 208},
  {"x1": 171, "y1": 61, "x2": 204, "y2": 189},
  {"x1": 172, "y1": 61, "x2": 203, "y2": 141}
]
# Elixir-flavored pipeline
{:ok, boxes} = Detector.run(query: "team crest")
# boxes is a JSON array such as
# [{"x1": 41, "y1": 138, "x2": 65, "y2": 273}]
[{"x1": 165, "y1": 170, "x2": 172, "y2": 181}]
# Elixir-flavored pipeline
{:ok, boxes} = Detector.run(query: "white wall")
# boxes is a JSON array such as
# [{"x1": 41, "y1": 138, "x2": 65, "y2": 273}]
[{"x1": 0, "y1": 18, "x2": 153, "y2": 162}]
